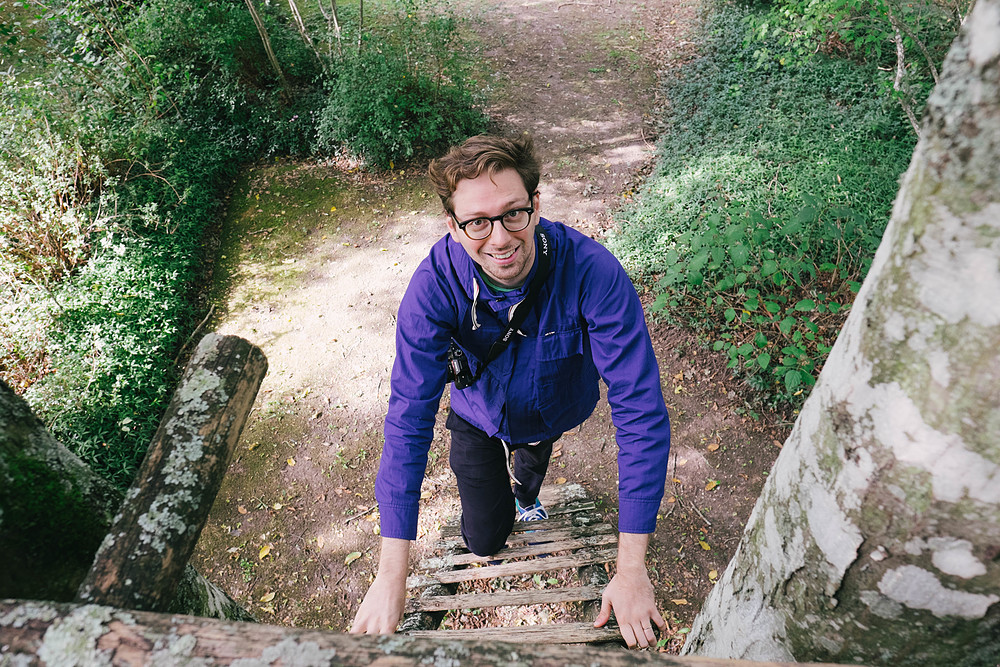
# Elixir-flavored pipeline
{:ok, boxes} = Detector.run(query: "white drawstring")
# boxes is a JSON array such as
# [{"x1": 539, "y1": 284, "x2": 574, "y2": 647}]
[
  {"x1": 500, "y1": 440, "x2": 522, "y2": 486},
  {"x1": 501, "y1": 439, "x2": 543, "y2": 487},
  {"x1": 471, "y1": 280, "x2": 481, "y2": 331}
]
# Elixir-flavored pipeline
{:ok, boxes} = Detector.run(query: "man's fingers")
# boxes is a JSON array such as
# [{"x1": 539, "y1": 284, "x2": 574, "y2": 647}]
[
  {"x1": 593, "y1": 596, "x2": 612, "y2": 628},
  {"x1": 620, "y1": 623, "x2": 638, "y2": 648}
]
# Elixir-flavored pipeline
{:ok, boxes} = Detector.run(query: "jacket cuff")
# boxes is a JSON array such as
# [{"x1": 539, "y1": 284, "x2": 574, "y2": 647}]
[
  {"x1": 617, "y1": 496, "x2": 662, "y2": 534},
  {"x1": 377, "y1": 501, "x2": 419, "y2": 540}
]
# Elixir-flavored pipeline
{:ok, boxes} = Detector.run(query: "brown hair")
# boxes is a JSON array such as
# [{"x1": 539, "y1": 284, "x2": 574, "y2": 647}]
[{"x1": 427, "y1": 134, "x2": 540, "y2": 214}]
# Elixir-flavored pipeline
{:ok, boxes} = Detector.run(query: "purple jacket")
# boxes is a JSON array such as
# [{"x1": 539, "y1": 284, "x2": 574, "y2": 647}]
[{"x1": 376, "y1": 218, "x2": 671, "y2": 539}]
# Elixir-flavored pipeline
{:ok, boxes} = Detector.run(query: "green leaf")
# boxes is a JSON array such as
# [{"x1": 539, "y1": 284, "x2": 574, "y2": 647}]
[
  {"x1": 761, "y1": 259, "x2": 779, "y2": 277},
  {"x1": 792, "y1": 206, "x2": 818, "y2": 224},
  {"x1": 651, "y1": 293, "x2": 669, "y2": 312},
  {"x1": 754, "y1": 332, "x2": 768, "y2": 348},
  {"x1": 784, "y1": 369, "x2": 802, "y2": 392},
  {"x1": 729, "y1": 243, "x2": 749, "y2": 268},
  {"x1": 779, "y1": 317, "x2": 795, "y2": 335},
  {"x1": 724, "y1": 308, "x2": 737, "y2": 322},
  {"x1": 794, "y1": 298, "x2": 815, "y2": 311},
  {"x1": 757, "y1": 352, "x2": 771, "y2": 370}
]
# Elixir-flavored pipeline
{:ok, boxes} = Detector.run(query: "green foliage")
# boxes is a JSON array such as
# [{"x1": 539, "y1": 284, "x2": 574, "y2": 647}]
[
  {"x1": 745, "y1": 0, "x2": 968, "y2": 132},
  {"x1": 1, "y1": 0, "x2": 487, "y2": 488},
  {"x1": 313, "y1": 0, "x2": 488, "y2": 167},
  {"x1": 609, "y1": 2, "x2": 919, "y2": 404},
  {"x1": 314, "y1": 48, "x2": 487, "y2": 168}
]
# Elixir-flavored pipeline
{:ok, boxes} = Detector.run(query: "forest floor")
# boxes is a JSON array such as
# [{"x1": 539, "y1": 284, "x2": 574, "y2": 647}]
[{"x1": 192, "y1": 0, "x2": 793, "y2": 652}]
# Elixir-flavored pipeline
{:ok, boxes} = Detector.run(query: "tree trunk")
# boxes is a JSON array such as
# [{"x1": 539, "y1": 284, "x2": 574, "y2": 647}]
[
  {"x1": 0, "y1": 337, "x2": 260, "y2": 621},
  {"x1": 0, "y1": 599, "x2": 850, "y2": 666},
  {"x1": 244, "y1": 0, "x2": 291, "y2": 94},
  {"x1": 682, "y1": 3, "x2": 1000, "y2": 665},
  {"x1": 0, "y1": 379, "x2": 121, "y2": 601},
  {"x1": 287, "y1": 0, "x2": 328, "y2": 74},
  {"x1": 76, "y1": 333, "x2": 267, "y2": 612}
]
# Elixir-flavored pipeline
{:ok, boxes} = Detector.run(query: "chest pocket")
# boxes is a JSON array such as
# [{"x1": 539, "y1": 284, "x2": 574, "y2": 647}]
[{"x1": 537, "y1": 327, "x2": 590, "y2": 427}]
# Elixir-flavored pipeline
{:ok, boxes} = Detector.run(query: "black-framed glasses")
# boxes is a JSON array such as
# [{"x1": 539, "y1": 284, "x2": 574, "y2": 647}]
[{"x1": 452, "y1": 197, "x2": 536, "y2": 240}]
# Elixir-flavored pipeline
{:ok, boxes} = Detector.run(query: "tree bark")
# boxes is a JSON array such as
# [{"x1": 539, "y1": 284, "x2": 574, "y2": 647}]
[
  {"x1": 76, "y1": 333, "x2": 267, "y2": 613},
  {"x1": 244, "y1": 0, "x2": 291, "y2": 94},
  {"x1": 287, "y1": 0, "x2": 328, "y2": 74},
  {"x1": 682, "y1": 2, "x2": 1000, "y2": 665},
  {"x1": 0, "y1": 599, "x2": 848, "y2": 667},
  {"x1": 0, "y1": 339, "x2": 259, "y2": 621},
  {"x1": 0, "y1": 379, "x2": 121, "y2": 601}
]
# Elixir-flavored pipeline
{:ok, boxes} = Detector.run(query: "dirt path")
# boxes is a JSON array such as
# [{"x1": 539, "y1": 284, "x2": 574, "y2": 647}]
[{"x1": 193, "y1": 0, "x2": 789, "y2": 650}]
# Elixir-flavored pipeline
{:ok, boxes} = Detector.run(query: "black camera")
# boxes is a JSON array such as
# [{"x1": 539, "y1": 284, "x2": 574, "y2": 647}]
[{"x1": 446, "y1": 342, "x2": 476, "y2": 389}]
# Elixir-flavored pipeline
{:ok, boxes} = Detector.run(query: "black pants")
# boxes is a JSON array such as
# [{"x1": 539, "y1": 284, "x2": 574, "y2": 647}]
[{"x1": 446, "y1": 410, "x2": 559, "y2": 557}]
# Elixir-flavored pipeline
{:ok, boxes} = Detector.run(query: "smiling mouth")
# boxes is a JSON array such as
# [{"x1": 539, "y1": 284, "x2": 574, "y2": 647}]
[{"x1": 490, "y1": 248, "x2": 517, "y2": 260}]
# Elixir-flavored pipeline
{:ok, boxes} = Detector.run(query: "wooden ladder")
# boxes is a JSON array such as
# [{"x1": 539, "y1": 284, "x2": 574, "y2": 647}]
[{"x1": 400, "y1": 483, "x2": 622, "y2": 644}]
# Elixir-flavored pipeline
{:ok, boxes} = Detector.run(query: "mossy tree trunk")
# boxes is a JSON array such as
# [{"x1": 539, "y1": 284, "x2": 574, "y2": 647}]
[
  {"x1": 682, "y1": 3, "x2": 1000, "y2": 665},
  {"x1": 0, "y1": 599, "x2": 853, "y2": 666},
  {"x1": 0, "y1": 378, "x2": 121, "y2": 601},
  {"x1": 76, "y1": 334, "x2": 267, "y2": 612},
  {"x1": 0, "y1": 335, "x2": 263, "y2": 622}
]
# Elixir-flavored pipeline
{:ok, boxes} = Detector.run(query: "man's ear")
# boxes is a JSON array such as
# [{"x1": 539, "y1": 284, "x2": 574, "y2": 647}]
[
  {"x1": 444, "y1": 212, "x2": 462, "y2": 241},
  {"x1": 532, "y1": 190, "x2": 541, "y2": 216}
]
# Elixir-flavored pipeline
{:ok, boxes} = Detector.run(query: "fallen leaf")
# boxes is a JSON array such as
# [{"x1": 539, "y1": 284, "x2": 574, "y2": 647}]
[
  {"x1": 707, "y1": 443, "x2": 720, "y2": 452},
  {"x1": 317, "y1": 535, "x2": 326, "y2": 550},
  {"x1": 699, "y1": 540, "x2": 712, "y2": 551},
  {"x1": 260, "y1": 591, "x2": 275, "y2": 603},
  {"x1": 666, "y1": 496, "x2": 676, "y2": 503},
  {"x1": 677, "y1": 458, "x2": 688, "y2": 466},
  {"x1": 420, "y1": 490, "x2": 432, "y2": 500},
  {"x1": 709, "y1": 570, "x2": 719, "y2": 580},
  {"x1": 248, "y1": 442, "x2": 259, "y2": 451},
  {"x1": 556, "y1": 477, "x2": 567, "y2": 484},
  {"x1": 673, "y1": 372, "x2": 683, "y2": 381},
  {"x1": 671, "y1": 599, "x2": 688, "y2": 605},
  {"x1": 334, "y1": 486, "x2": 348, "y2": 496},
  {"x1": 673, "y1": 385, "x2": 684, "y2": 394},
  {"x1": 287, "y1": 457, "x2": 296, "y2": 466},
  {"x1": 238, "y1": 505, "x2": 248, "y2": 514},
  {"x1": 672, "y1": 477, "x2": 683, "y2": 484},
  {"x1": 705, "y1": 480, "x2": 719, "y2": 491},
  {"x1": 273, "y1": 503, "x2": 283, "y2": 510},
  {"x1": 259, "y1": 544, "x2": 272, "y2": 560},
  {"x1": 773, "y1": 440, "x2": 784, "y2": 449},
  {"x1": 345, "y1": 551, "x2": 362, "y2": 566},
  {"x1": 260, "y1": 604, "x2": 275, "y2": 615}
]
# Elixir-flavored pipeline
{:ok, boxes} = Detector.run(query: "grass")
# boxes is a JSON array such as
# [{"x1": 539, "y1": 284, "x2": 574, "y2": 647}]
[{"x1": 607, "y1": 0, "x2": 918, "y2": 406}]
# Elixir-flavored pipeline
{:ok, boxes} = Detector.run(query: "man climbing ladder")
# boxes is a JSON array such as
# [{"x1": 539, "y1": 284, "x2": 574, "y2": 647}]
[{"x1": 349, "y1": 134, "x2": 672, "y2": 649}]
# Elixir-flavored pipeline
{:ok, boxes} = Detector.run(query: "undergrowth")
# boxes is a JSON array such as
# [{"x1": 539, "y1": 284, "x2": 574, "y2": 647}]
[
  {"x1": 608, "y1": 1, "x2": 922, "y2": 406},
  {"x1": 0, "y1": 0, "x2": 485, "y2": 487}
]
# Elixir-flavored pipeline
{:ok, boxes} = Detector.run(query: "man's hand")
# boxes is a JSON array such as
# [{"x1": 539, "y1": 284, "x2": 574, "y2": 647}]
[
  {"x1": 593, "y1": 532, "x2": 666, "y2": 648},
  {"x1": 349, "y1": 537, "x2": 410, "y2": 635}
]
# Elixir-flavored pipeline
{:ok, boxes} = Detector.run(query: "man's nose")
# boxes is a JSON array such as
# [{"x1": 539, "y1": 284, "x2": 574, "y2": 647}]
[{"x1": 487, "y1": 220, "x2": 514, "y2": 244}]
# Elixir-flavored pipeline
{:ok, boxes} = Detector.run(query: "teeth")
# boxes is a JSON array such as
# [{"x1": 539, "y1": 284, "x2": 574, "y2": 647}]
[{"x1": 493, "y1": 249, "x2": 515, "y2": 260}]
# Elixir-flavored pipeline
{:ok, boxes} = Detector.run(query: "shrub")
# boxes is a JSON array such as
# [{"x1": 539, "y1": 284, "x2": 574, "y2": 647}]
[
  {"x1": 313, "y1": 0, "x2": 488, "y2": 167},
  {"x1": 608, "y1": 2, "x2": 920, "y2": 404},
  {"x1": 314, "y1": 48, "x2": 487, "y2": 168}
]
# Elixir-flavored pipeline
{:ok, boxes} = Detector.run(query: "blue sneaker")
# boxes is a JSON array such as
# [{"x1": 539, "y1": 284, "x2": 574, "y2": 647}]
[{"x1": 515, "y1": 497, "x2": 548, "y2": 522}]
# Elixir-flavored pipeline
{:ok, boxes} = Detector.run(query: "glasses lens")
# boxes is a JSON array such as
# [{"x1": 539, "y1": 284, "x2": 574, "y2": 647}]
[
  {"x1": 465, "y1": 219, "x2": 493, "y2": 240},
  {"x1": 501, "y1": 209, "x2": 531, "y2": 233}
]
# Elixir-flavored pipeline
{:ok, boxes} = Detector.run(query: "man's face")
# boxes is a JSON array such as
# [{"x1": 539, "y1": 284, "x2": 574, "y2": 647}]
[{"x1": 446, "y1": 168, "x2": 539, "y2": 289}]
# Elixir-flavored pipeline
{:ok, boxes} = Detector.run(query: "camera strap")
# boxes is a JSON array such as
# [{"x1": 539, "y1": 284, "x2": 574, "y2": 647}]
[{"x1": 472, "y1": 227, "x2": 552, "y2": 381}]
